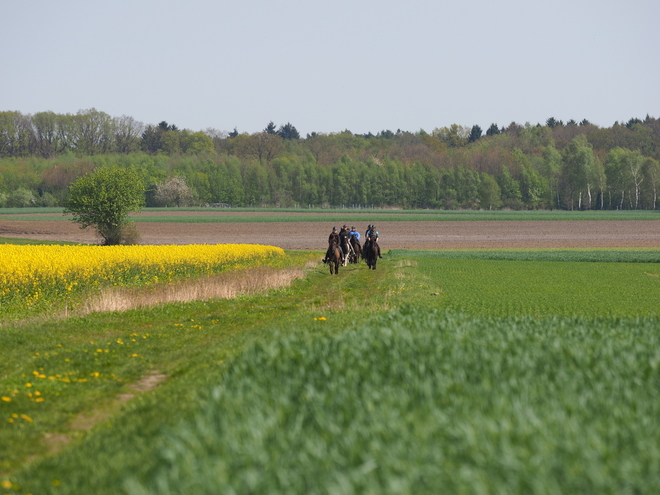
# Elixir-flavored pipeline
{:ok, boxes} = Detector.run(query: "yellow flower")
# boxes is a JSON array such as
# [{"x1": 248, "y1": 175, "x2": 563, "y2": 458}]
[
  {"x1": 21, "y1": 414, "x2": 33, "y2": 422},
  {"x1": 1, "y1": 480, "x2": 13, "y2": 489},
  {"x1": 1, "y1": 396, "x2": 11, "y2": 402}
]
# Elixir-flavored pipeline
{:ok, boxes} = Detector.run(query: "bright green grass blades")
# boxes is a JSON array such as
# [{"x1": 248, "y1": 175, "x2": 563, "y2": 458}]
[
  {"x1": 393, "y1": 248, "x2": 660, "y2": 263},
  {"x1": 124, "y1": 309, "x2": 660, "y2": 495},
  {"x1": 409, "y1": 256, "x2": 660, "y2": 318}
]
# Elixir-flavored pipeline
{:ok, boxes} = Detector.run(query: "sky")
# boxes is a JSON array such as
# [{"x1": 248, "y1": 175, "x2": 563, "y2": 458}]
[{"x1": 2, "y1": 0, "x2": 659, "y2": 137}]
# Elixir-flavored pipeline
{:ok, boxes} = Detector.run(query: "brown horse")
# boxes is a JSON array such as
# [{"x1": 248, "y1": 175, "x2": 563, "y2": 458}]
[
  {"x1": 325, "y1": 240, "x2": 342, "y2": 274},
  {"x1": 365, "y1": 240, "x2": 381, "y2": 270},
  {"x1": 350, "y1": 237, "x2": 361, "y2": 263}
]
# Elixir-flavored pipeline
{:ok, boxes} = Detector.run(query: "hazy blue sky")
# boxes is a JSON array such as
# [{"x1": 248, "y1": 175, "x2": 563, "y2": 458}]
[{"x1": 3, "y1": 0, "x2": 658, "y2": 136}]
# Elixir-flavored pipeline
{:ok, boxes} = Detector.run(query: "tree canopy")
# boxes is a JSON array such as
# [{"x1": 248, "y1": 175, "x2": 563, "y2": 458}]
[
  {"x1": 63, "y1": 165, "x2": 145, "y2": 245},
  {"x1": 2, "y1": 110, "x2": 660, "y2": 211}
]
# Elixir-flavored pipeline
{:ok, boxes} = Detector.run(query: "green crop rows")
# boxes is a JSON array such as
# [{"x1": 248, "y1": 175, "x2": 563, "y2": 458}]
[
  {"x1": 127, "y1": 310, "x2": 660, "y2": 494},
  {"x1": 2, "y1": 247, "x2": 660, "y2": 494}
]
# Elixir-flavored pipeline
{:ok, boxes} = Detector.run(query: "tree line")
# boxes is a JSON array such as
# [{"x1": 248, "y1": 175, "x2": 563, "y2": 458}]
[{"x1": 1, "y1": 109, "x2": 659, "y2": 210}]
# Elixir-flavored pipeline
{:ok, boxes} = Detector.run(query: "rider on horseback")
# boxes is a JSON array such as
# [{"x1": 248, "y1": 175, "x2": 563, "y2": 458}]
[
  {"x1": 370, "y1": 226, "x2": 381, "y2": 257},
  {"x1": 350, "y1": 226, "x2": 361, "y2": 249},
  {"x1": 370, "y1": 225, "x2": 379, "y2": 243},
  {"x1": 339, "y1": 225, "x2": 352, "y2": 263},
  {"x1": 363, "y1": 225, "x2": 382, "y2": 260},
  {"x1": 324, "y1": 227, "x2": 342, "y2": 263}
]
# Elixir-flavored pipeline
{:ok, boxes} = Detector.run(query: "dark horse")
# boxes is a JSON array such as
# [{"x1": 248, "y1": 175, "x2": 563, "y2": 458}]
[
  {"x1": 325, "y1": 240, "x2": 342, "y2": 274},
  {"x1": 364, "y1": 239, "x2": 381, "y2": 270},
  {"x1": 349, "y1": 237, "x2": 361, "y2": 263}
]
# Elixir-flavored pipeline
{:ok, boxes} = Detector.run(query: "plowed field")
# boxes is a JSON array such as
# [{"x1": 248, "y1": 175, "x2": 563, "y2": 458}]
[{"x1": 2, "y1": 212, "x2": 659, "y2": 249}]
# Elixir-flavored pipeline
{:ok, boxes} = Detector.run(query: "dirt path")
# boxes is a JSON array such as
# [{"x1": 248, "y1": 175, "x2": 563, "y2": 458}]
[{"x1": 1, "y1": 219, "x2": 659, "y2": 249}]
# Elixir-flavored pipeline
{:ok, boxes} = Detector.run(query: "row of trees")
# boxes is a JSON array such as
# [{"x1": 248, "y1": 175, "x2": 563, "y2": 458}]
[
  {"x1": 0, "y1": 110, "x2": 216, "y2": 158},
  {"x1": 2, "y1": 109, "x2": 659, "y2": 160},
  {"x1": 1, "y1": 110, "x2": 659, "y2": 210},
  {"x1": 1, "y1": 142, "x2": 657, "y2": 211}
]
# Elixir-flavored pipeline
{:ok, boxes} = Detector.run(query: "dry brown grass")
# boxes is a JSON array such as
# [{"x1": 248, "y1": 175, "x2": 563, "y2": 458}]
[{"x1": 78, "y1": 266, "x2": 305, "y2": 315}]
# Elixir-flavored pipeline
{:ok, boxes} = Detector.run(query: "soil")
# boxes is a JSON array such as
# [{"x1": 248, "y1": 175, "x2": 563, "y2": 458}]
[{"x1": 1, "y1": 215, "x2": 659, "y2": 249}]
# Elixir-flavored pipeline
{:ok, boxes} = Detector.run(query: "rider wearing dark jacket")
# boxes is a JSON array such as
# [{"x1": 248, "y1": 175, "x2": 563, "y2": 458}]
[
  {"x1": 325, "y1": 227, "x2": 342, "y2": 262},
  {"x1": 363, "y1": 225, "x2": 382, "y2": 259}
]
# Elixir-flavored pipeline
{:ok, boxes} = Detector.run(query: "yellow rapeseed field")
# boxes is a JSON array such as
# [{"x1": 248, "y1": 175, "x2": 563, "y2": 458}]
[{"x1": 0, "y1": 244, "x2": 285, "y2": 317}]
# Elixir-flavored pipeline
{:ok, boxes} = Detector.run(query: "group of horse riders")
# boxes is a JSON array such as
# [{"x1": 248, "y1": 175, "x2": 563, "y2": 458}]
[{"x1": 324, "y1": 224, "x2": 381, "y2": 265}]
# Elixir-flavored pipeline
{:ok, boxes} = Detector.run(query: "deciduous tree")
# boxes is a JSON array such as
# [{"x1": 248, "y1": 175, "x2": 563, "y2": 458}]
[
  {"x1": 64, "y1": 165, "x2": 145, "y2": 245},
  {"x1": 561, "y1": 135, "x2": 597, "y2": 210},
  {"x1": 153, "y1": 175, "x2": 195, "y2": 207}
]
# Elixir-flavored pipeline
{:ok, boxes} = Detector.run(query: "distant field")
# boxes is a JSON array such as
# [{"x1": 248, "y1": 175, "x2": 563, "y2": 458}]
[
  {"x1": 399, "y1": 252, "x2": 660, "y2": 318},
  {"x1": 1, "y1": 207, "x2": 660, "y2": 223},
  {"x1": 2, "y1": 208, "x2": 660, "y2": 249}
]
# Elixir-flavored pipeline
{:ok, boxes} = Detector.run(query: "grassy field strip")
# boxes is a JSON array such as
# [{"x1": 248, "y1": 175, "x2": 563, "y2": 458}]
[
  {"x1": 2, "y1": 248, "x2": 660, "y2": 493},
  {"x1": 416, "y1": 257, "x2": 660, "y2": 318},
  {"x1": 0, "y1": 238, "x2": 80, "y2": 246},
  {"x1": 391, "y1": 247, "x2": 660, "y2": 263},
  {"x1": 2, "y1": 207, "x2": 660, "y2": 223}
]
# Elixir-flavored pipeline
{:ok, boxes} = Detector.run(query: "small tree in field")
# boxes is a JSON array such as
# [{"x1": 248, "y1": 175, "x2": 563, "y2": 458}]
[
  {"x1": 153, "y1": 175, "x2": 195, "y2": 207},
  {"x1": 64, "y1": 165, "x2": 145, "y2": 245}
]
